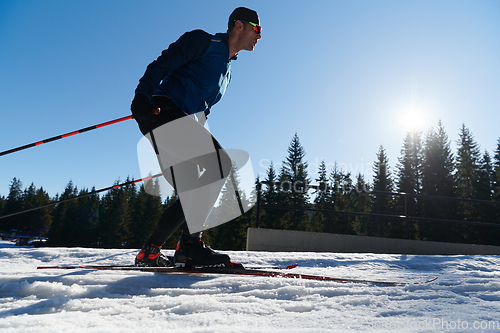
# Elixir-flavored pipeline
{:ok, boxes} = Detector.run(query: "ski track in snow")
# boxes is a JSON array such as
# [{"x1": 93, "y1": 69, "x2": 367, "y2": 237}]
[{"x1": 1, "y1": 240, "x2": 500, "y2": 332}]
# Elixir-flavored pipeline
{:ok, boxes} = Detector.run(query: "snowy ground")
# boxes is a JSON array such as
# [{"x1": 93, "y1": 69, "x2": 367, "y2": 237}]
[{"x1": 1, "y1": 240, "x2": 500, "y2": 332}]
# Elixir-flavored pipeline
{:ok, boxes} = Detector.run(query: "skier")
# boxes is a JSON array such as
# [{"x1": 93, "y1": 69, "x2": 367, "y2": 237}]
[{"x1": 131, "y1": 7, "x2": 261, "y2": 267}]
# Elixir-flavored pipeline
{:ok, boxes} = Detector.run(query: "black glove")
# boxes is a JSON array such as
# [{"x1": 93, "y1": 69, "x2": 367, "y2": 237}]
[{"x1": 131, "y1": 93, "x2": 159, "y2": 122}]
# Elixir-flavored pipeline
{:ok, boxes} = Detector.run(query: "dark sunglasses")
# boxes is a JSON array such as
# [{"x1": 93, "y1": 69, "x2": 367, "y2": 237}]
[{"x1": 236, "y1": 20, "x2": 262, "y2": 34}]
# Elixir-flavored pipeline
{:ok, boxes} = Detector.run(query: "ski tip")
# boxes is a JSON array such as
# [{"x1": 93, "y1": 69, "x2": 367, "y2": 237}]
[
  {"x1": 286, "y1": 264, "x2": 299, "y2": 270},
  {"x1": 418, "y1": 276, "x2": 439, "y2": 284},
  {"x1": 406, "y1": 276, "x2": 438, "y2": 285}
]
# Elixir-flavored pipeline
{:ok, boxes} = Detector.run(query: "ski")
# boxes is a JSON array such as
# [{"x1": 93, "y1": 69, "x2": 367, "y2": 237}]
[{"x1": 37, "y1": 264, "x2": 437, "y2": 286}]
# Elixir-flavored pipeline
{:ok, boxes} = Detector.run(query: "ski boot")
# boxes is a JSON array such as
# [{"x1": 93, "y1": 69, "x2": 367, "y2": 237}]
[
  {"x1": 135, "y1": 243, "x2": 171, "y2": 267},
  {"x1": 173, "y1": 230, "x2": 230, "y2": 268}
]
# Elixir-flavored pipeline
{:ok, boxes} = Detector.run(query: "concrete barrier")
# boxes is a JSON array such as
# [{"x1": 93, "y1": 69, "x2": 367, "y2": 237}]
[{"x1": 246, "y1": 228, "x2": 500, "y2": 255}]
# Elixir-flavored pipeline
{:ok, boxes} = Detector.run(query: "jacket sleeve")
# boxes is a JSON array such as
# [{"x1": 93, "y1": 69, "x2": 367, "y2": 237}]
[{"x1": 134, "y1": 30, "x2": 212, "y2": 98}]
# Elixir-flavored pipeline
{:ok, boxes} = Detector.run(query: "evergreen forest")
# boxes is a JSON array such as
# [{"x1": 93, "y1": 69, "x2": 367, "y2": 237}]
[{"x1": 1, "y1": 121, "x2": 500, "y2": 249}]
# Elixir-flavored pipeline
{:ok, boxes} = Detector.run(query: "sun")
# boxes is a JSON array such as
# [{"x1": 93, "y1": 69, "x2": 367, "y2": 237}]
[{"x1": 398, "y1": 106, "x2": 426, "y2": 131}]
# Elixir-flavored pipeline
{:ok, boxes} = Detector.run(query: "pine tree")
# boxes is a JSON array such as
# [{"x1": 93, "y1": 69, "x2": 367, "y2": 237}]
[
  {"x1": 474, "y1": 150, "x2": 499, "y2": 245},
  {"x1": 339, "y1": 171, "x2": 357, "y2": 235},
  {"x1": 36, "y1": 187, "x2": 53, "y2": 236},
  {"x1": 3, "y1": 178, "x2": 24, "y2": 231},
  {"x1": 455, "y1": 124, "x2": 482, "y2": 243},
  {"x1": 491, "y1": 138, "x2": 500, "y2": 245},
  {"x1": 395, "y1": 131, "x2": 423, "y2": 238},
  {"x1": 477, "y1": 151, "x2": 494, "y2": 201},
  {"x1": 370, "y1": 146, "x2": 394, "y2": 237},
  {"x1": 352, "y1": 173, "x2": 371, "y2": 235},
  {"x1": 21, "y1": 183, "x2": 37, "y2": 234},
  {"x1": 456, "y1": 124, "x2": 481, "y2": 200},
  {"x1": 311, "y1": 160, "x2": 330, "y2": 232},
  {"x1": 23, "y1": 184, "x2": 52, "y2": 236},
  {"x1": 422, "y1": 121, "x2": 455, "y2": 197},
  {"x1": 47, "y1": 181, "x2": 79, "y2": 246},
  {"x1": 259, "y1": 161, "x2": 281, "y2": 229},
  {"x1": 98, "y1": 178, "x2": 134, "y2": 248},
  {"x1": 322, "y1": 163, "x2": 341, "y2": 234},
  {"x1": 278, "y1": 134, "x2": 311, "y2": 231},
  {"x1": 0, "y1": 195, "x2": 5, "y2": 217},
  {"x1": 420, "y1": 121, "x2": 456, "y2": 242},
  {"x1": 73, "y1": 187, "x2": 100, "y2": 247},
  {"x1": 327, "y1": 165, "x2": 357, "y2": 235},
  {"x1": 493, "y1": 138, "x2": 500, "y2": 203},
  {"x1": 275, "y1": 162, "x2": 292, "y2": 230}
]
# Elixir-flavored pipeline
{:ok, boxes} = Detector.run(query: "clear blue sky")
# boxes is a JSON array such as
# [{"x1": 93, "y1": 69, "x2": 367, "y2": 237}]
[{"x1": 1, "y1": 0, "x2": 499, "y2": 198}]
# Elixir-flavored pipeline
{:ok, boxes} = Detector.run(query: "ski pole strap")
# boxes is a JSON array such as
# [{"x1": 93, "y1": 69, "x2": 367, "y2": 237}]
[{"x1": 0, "y1": 115, "x2": 134, "y2": 157}]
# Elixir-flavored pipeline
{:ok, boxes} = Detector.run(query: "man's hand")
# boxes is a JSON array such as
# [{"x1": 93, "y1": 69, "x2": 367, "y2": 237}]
[{"x1": 131, "y1": 93, "x2": 160, "y2": 122}]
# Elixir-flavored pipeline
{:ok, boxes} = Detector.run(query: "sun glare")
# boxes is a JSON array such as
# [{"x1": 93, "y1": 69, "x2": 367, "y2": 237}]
[{"x1": 399, "y1": 106, "x2": 426, "y2": 131}]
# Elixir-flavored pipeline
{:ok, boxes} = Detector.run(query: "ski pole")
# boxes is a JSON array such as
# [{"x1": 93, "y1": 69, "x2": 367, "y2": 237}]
[
  {"x1": 0, "y1": 115, "x2": 134, "y2": 157},
  {"x1": 0, "y1": 173, "x2": 162, "y2": 220}
]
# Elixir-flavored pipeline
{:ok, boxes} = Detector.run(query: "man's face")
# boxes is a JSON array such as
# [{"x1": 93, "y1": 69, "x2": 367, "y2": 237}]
[{"x1": 241, "y1": 22, "x2": 261, "y2": 51}]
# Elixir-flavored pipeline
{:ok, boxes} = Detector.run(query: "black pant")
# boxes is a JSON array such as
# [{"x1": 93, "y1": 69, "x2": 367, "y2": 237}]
[{"x1": 147, "y1": 199, "x2": 186, "y2": 246}]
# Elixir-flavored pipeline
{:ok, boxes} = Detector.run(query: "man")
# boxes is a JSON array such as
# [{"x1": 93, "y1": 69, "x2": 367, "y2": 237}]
[{"x1": 131, "y1": 7, "x2": 261, "y2": 267}]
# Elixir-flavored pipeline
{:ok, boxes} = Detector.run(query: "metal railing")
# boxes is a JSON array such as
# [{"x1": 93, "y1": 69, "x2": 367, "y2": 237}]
[{"x1": 255, "y1": 181, "x2": 500, "y2": 239}]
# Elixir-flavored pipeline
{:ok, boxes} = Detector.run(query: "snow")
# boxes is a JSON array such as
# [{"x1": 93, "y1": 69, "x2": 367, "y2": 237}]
[{"x1": 1, "y1": 240, "x2": 500, "y2": 332}]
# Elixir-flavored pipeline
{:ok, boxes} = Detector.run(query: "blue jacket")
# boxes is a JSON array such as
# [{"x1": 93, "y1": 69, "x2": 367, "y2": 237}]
[{"x1": 135, "y1": 30, "x2": 236, "y2": 115}]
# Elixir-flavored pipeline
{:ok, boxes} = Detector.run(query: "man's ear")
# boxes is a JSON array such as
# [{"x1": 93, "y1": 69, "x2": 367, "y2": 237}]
[{"x1": 234, "y1": 20, "x2": 244, "y2": 30}]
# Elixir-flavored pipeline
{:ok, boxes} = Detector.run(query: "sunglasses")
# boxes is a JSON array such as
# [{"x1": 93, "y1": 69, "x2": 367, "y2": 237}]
[{"x1": 236, "y1": 20, "x2": 262, "y2": 34}]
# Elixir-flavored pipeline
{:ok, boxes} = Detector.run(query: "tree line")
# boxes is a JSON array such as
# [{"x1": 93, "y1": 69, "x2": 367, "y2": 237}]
[
  {"x1": 257, "y1": 121, "x2": 500, "y2": 246},
  {"x1": 1, "y1": 121, "x2": 500, "y2": 249}
]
